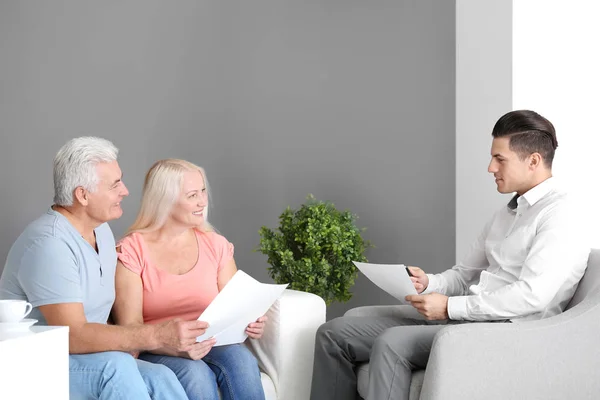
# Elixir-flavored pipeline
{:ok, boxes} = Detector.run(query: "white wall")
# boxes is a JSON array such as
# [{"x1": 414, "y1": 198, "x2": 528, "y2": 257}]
[
  {"x1": 512, "y1": 0, "x2": 600, "y2": 247},
  {"x1": 455, "y1": 0, "x2": 512, "y2": 261}
]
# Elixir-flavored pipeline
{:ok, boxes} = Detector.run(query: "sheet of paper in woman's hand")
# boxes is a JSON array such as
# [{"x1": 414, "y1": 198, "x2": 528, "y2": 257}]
[
  {"x1": 353, "y1": 261, "x2": 417, "y2": 303},
  {"x1": 196, "y1": 270, "x2": 288, "y2": 346}
]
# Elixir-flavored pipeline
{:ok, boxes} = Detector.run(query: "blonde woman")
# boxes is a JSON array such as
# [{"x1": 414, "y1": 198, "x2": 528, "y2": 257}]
[{"x1": 112, "y1": 159, "x2": 266, "y2": 400}]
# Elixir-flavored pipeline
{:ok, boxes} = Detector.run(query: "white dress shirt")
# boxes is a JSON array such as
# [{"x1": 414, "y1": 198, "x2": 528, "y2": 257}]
[{"x1": 424, "y1": 177, "x2": 590, "y2": 322}]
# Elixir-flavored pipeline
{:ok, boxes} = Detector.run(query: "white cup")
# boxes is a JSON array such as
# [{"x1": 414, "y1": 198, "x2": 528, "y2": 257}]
[{"x1": 0, "y1": 300, "x2": 33, "y2": 323}]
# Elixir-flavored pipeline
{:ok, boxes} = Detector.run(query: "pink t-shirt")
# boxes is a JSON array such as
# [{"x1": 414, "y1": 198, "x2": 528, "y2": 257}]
[{"x1": 117, "y1": 230, "x2": 234, "y2": 324}]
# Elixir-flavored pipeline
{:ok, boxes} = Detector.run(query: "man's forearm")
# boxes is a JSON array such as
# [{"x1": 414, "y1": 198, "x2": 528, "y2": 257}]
[
  {"x1": 68, "y1": 322, "x2": 160, "y2": 354},
  {"x1": 146, "y1": 346, "x2": 184, "y2": 357}
]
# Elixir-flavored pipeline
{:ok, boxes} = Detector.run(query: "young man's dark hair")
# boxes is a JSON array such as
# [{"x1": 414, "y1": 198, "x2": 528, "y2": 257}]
[{"x1": 492, "y1": 110, "x2": 558, "y2": 167}]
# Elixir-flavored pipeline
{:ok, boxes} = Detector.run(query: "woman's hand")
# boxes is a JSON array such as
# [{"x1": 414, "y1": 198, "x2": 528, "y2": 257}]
[
  {"x1": 246, "y1": 315, "x2": 268, "y2": 339},
  {"x1": 180, "y1": 338, "x2": 217, "y2": 360}
]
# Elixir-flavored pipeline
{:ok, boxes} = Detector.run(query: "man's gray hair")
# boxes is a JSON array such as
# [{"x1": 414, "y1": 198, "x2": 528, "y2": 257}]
[{"x1": 53, "y1": 137, "x2": 119, "y2": 206}]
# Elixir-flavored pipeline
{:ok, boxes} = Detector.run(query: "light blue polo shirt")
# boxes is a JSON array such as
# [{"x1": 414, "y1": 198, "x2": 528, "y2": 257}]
[{"x1": 0, "y1": 208, "x2": 117, "y2": 324}]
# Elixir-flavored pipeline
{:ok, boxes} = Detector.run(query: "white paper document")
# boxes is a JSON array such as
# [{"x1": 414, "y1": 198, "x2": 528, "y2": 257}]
[
  {"x1": 196, "y1": 270, "x2": 288, "y2": 346},
  {"x1": 353, "y1": 261, "x2": 417, "y2": 303}
]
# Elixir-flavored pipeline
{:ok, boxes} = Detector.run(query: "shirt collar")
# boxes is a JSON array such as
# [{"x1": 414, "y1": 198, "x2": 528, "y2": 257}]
[{"x1": 507, "y1": 177, "x2": 556, "y2": 210}]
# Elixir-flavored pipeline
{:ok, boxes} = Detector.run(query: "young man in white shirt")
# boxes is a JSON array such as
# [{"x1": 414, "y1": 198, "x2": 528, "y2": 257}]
[{"x1": 309, "y1": 110, "x2": 590, "y2": 400}]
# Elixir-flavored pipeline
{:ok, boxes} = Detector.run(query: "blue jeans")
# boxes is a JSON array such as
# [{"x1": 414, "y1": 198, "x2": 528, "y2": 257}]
[
  {"x1": 139, "y1": 344, "x2": 266, "y2": 400},
  {"x1": 69, "y1": 351, "x2": 188, "y2": 400}
]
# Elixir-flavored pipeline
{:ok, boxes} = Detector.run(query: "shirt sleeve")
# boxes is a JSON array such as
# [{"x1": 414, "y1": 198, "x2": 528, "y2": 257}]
[
  {"x1": 422, "y1": 214, "x2": 493, "y2": 297},
  {"x1": 448, "y1": 204, "x2": 589, "y2": 321},
  {"x1": 17, "y1": 237, "x2": 83, "y2": 308},
  {"x1": 116, "y1": 235, "x2": 144, "y2": 275},
  {"x1": 214, "y1": 233, "x2": 234, "y2": 272}
]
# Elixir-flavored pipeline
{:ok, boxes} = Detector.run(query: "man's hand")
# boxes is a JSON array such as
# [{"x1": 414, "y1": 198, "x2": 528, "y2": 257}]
[
  {"x1": 181, "y1": 338, "x2": 217, "y2": 360},
  {"x1": 406, "y1": 266, "x2": 429, "y2": 293},
  {"x1": 405, "y1": 293, "x2": 449, "y2": 320},
  {"x1": 155, "y1": 319, "x2": 209, "y2": 352},
  {"x1": 246, "y1": 315, "x2": 268, "y2": 339}
]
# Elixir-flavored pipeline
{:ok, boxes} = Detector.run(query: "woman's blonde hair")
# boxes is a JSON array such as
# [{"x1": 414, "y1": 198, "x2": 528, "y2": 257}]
[{"x1": 126, "y1": 159, "x2": 213, "y2": 235}]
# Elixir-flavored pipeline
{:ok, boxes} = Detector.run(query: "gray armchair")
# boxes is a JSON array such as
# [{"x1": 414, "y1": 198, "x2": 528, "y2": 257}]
[{"x1": 345, "y1": 249, "x2": 600, "y2": 400}]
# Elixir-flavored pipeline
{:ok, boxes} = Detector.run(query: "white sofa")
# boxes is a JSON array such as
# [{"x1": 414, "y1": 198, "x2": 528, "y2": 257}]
[{"x1": 245, "y1": 289, "x2": 326, "y2": 400}]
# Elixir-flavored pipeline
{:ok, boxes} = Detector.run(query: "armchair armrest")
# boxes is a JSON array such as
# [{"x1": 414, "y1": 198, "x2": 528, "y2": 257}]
[
  {"x1": 246, "y1": 289, "x2": 326, "y2": 400},
  {"x1": 420, "y1": 289, "x2": 600, "y2": 400}
]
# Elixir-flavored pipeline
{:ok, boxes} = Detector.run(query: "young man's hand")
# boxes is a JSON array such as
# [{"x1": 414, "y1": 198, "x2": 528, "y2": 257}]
[
  {"x1": 405, "y1": 293, "x2": 449, "y2": 320},
  {"x1": 406, "y1": 266, "x2": 429, "y2": 293}
]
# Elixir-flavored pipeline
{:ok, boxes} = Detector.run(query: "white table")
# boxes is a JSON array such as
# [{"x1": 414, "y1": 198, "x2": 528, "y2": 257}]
[{"x1": 0, "y1": 326, "x2": 69, "y2": 400}]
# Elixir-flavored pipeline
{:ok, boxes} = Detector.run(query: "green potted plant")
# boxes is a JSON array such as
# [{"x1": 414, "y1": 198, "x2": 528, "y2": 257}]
[{"x1": 257, "y1": 194, "x2": 371, "y2": 305}]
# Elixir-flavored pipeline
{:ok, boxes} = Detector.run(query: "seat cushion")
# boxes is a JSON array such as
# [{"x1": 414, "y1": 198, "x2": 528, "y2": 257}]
[
  {"x1": 356, "y1": 362, "x2": 424, "y2": 400},
  {"x1": 409, "y1": 370, "x2": 425, "y2": 400},
  {"x1": 357, "y1": 363, "x2": 370, "y2": 397},
  {"x1": 260, "y1": 372, "x2": 277, "y2": 400}
]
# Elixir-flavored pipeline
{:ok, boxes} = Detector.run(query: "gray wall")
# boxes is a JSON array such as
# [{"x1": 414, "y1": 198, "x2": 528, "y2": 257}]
[
  {"x1": 456, "y1": 0, "x2": 512, "y2": 261},
  {"x1": 0, "y1": 0, "x2": 455, "y2": 319}
]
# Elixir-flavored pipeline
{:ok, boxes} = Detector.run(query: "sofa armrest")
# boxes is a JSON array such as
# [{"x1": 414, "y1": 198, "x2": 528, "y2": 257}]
[
  {"x1": 246, "y1": 289, "x2": 326, "y2": 400},
  {"x1": 420, "y1": 289, "x2": 600, "y2": 400}
]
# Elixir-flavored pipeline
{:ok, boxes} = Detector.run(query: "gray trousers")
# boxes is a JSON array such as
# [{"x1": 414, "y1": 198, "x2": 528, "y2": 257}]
[{"x1": 309, "y1": 312, "x2": 466, "y2": 400}]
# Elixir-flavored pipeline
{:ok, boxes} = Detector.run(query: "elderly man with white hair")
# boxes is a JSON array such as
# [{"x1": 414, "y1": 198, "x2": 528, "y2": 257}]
[{"x1": 0, "y1": 137, "x2": 204, "y2": 399}]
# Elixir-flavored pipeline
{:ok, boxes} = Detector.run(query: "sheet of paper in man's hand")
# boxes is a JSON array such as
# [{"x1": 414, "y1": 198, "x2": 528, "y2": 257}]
[
  {"x1": 353, "y1": 261, "x2": 417, "y2": 303},
  {"x1": 196, "y1": 270, "x2": 288, "y2": 346}
]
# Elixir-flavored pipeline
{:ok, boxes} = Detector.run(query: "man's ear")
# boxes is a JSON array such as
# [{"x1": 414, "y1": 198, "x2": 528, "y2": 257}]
[
  {"x1": 73, "y1": 187, "x2": 89, "y2": 206},
  {"x1": 529, "y1": 152, "x2": 543, "y2": 170}
]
